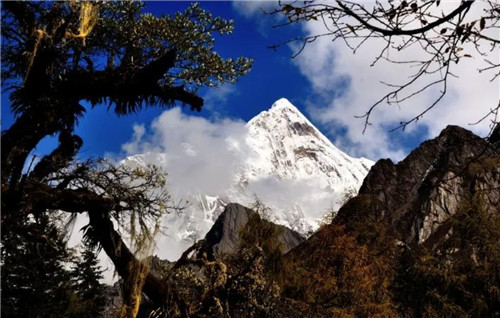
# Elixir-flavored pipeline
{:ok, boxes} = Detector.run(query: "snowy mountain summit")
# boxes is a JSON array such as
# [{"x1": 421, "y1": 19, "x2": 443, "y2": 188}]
[
  {"x1": 124, "y1": 98, "x2": 373, "y2": 261},
  {"x1": 244, "y1": 98, "x2": 372, "y2": 191}
]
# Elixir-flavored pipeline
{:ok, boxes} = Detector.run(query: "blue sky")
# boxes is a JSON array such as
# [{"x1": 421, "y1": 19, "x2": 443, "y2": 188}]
[
  {"x1": 2, "y1": 1, "x2": 497, "y2": 162},
  {"x1": 1, "y1": 1, "x2": 314, "y2": 158}
]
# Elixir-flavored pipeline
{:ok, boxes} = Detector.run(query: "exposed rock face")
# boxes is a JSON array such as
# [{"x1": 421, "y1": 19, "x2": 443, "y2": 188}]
[
  {"x1": 272, "y1": 125, "x2": 500, "y2": 318},
  {"x1": 339, "y1": 125, "x2": 500, "y2": 246},
  {"x1": 199, "y1": 203, "x2": 305, "y2": 259},
  {"x1": 114, "y1": 203, "x2": 306, "y2": 318}
]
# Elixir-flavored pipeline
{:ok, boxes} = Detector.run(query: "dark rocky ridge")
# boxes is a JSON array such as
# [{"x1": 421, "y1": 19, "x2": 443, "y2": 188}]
[
  {"x1": 273, "y1": 124, "x2": 500, "y2": 317},
  {"x1": 197, "y1": 203, "x2": 305, "y2": 260},
  {"x1": 140, "y1": 203, "x2": 304, "y2": 278},
  {"x1": 128, "y1": 203, "x2": 305, "y2": 317},
  {"x1": 337, "y1": 125, "x2": 499, "y2": 246}
]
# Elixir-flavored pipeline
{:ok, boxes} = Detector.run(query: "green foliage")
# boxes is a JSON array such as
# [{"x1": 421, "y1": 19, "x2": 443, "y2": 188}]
[
  {"x1": 1, "y1": 1, "x2": 252, "y2": 115},
  {"x1": 1, "y1": 2, "x2": 253, "y2": 316},
  {"x1": 94, "y1": 2, "x2": 252, "y2": 88},
  {"x1": 1, "y1": 214, "x2": 74, "y2": 318},
  {"x1": 67, "y1": 241, "x2": 107, "y2": 318},
  {"x1": 54, "y1": 159, "x2": 172, "y2": 255},
  {"x1": 1, "y1": 213, "x2": 109, "y2": 318}
]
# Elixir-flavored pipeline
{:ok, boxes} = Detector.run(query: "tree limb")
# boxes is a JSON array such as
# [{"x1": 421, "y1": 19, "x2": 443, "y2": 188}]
[
  {"x1": 25, "y1": 184, "x2": 115, "y2": 214},
  {"x1": 59, "y1": 51, "x2": 204, "y2": 113},
  {"x1": 29, "y1": 131, "x2": 83, "y2": 182},
  {"x1": 1, "y1": 1, "x2": 36, "y2": 37},
  {"x1": 336, "y1": 0, "x2": 474, "y2": 36},
  {"x1": 87, "y1": 210, "x2": 188, "y2": 316}
]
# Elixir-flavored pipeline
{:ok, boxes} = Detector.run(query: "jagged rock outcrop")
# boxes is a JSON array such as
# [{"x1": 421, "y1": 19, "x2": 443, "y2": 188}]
[
  {"x1": 123, "y1": 203, "x2": 305, "y2": 317},
  {"x1": 337, "y1": 125, "x2": 499, "y2": 246},
  {"x1": 197, "y1": 203, "x2": 305, "y2": 260},
  {"x1": 271, "y1": 125, "x2": 500, "y2": 318}
]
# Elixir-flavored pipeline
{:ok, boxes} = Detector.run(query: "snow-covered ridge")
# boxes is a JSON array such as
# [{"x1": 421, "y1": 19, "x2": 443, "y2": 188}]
[
  {"x1": 244, "y1": 98, "x2": 372, "y2": 189},
  {"x1": 123, "y1": 98, "x2": 374, "y2": 261}
]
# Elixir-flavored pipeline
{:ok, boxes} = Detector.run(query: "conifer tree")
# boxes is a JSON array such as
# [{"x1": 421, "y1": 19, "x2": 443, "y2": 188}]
[
  {"x1": 68, "y1": 241, "x2": 107, "y2": 318},
  {"x1": 1, "y1": 214, "x2": 74, "y2": 318}
]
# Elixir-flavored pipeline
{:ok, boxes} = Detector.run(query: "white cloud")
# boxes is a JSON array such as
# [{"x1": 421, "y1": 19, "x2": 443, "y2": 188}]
[
  {"x1": 83, "y1": 2, "x2": 498, "y2": 279},
  {"x1": 232, "y1": 1, "x2": 278, "y2": 18},
  {"x1": 120, "y1": 107, "x2": 340, "y2": 215},
  {"x1": 287, "y1": 2, "x2": 498, "y2": 160},
  {"x1": 114, "y1": 105, "x2": 359, "y2": 262},
  {"x1": 121, "y1": 124, "x2": 146, "y2": 154},
  {"x1": 202, "y1": 84, "x2": 237, "y2": 113},
  {"x1": 232, "y1": 0, "x2": 288, "y2": 37},
  {"x1": 70, "y1": 109, "x2": 251, "y2": 284},
  {"x1": 122, "y1": 107, "x2": 250, "y2": 196}
]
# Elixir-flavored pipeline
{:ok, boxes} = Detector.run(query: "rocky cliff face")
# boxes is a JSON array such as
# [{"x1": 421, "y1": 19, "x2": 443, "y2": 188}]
[
  {"x1": 343, "y1": 125, "x2": 499, "y2": 246},
  {"x1": 197, "y1": 203, "x2": 305, "y2": 260},
  {"x1": 272, "y1": 124, "x2": 500, "y2": 317},
  {"x1": 121, "y1": 203, "x2": 305, "y2": 318}
]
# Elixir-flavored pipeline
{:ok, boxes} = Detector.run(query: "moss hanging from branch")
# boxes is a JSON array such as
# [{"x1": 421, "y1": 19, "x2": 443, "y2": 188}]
[
  {"x1": 67, "y1": 2, "x2": 100, "y2": 46},
  {"x1": 24, "y1": 28, "x2": 47, "y2": 83}
]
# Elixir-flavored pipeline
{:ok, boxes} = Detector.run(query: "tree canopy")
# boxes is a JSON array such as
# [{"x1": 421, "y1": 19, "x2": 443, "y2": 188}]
[
  {"x1": 1, "y1": 212, "x2": 108, "y2": 318},
  {"x1": 1, "y1": 2, "x2": 251, "y2": 316}
]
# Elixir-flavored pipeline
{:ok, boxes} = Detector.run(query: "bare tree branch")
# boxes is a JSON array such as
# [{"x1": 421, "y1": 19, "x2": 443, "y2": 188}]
[{"x1": 269, "y1": 0, "x2": 499, "y2": 132}]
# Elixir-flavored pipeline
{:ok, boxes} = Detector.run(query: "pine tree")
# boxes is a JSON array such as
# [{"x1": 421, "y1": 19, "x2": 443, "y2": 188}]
[
  {"x1": 1, "y1": 214, "x2": 75, "y2": 318},
  {"x1": 67, "y1": 242, "x2": 107, "y2": 318}
]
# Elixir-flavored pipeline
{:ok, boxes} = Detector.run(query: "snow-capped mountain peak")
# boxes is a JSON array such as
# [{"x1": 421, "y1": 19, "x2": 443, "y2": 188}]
[
  {"x1": 244, "y1": 98, "x2": 372, "y2": 191},
  {"x1": 122, "y1": 98, "x2": 374, "y2": 262}
]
